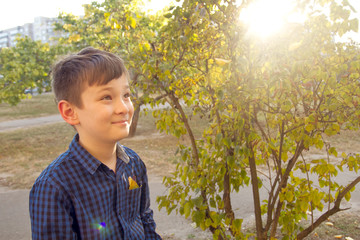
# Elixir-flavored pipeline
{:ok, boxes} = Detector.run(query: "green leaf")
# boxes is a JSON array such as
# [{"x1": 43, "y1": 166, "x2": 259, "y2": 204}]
[
  {"x1": 164, "y1": 13, "x2": 173, "y2": 18},
  {"x1": 305, "y1": 124, "x2": 315, "y2": 132},
  {"x1": 231, "y1": 219, "x2": 243, "y2": 233},
  {"x1": 184, "y1": 201, "x2": 192, "y2": 219},
  {"x1": 345, "y1": 191, "x2": 351, "y2": 201},
  {"x1": 285, "y1": 190, "x2": 294, "y2": 202}
]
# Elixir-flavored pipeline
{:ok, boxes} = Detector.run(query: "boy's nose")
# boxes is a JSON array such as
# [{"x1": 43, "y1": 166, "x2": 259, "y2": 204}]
[{"x1": 114, "y1": 98, "x2": 131, "y2": 114}]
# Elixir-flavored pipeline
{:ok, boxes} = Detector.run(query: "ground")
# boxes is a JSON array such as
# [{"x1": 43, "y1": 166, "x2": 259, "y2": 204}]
[{"x1": 1, "y1": 94, "x2": 360, "y2": 239}]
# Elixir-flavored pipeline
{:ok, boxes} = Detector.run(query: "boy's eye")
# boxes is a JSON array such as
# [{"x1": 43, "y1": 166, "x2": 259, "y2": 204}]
[
  {"x1": 102, "y1": 95, "x2": 112, "y2": 100},
  {"x1": 124, "y1": 93, "x2": 131, "y2": 98}
]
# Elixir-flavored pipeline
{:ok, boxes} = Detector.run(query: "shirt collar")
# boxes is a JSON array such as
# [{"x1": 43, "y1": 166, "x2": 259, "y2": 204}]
[
  {"x1": 116, "y1": 143, "x2": 130, "y2": 164},
  {"x1": 69, "y1": 134, "x2": 129, "y2": 174}
]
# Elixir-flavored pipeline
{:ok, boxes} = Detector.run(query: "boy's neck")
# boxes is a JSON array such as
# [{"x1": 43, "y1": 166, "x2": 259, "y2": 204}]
[{"x1": 78, "y1": 135, "x2": 117, "y2": 172}]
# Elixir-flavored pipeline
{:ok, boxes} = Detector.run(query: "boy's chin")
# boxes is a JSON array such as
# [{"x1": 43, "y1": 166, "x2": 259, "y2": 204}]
[{"x1": 115, "y1": 132, "x2": 130, "y2": 141}]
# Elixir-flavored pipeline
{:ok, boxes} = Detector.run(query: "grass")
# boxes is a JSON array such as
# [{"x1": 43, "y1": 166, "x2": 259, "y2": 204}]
[
  {"x1": 0, "y1": 111, "x2": 181, "y2": 189},
  {"x1": 0, "y1": 122, "x2": 75, "y2": 188},
  {"x1": 0, "y1": 93, "x2": 58, "y2": 122},
  {"x1": 241, "y1": 210, "x2": 360, "y2": 240},
  {"x1": 301, "y1": 210, "x2": 360, "y2": 240}
]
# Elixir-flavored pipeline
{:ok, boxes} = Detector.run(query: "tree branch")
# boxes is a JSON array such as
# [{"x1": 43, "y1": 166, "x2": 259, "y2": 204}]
[{"x1": 297, "y1": 176, "x2": 360, "y2": 239}]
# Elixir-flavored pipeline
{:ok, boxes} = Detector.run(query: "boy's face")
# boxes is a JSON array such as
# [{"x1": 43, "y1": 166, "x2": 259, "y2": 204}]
[{"x1": 74, "y1": 75, "x2": 134, "y2": 145}]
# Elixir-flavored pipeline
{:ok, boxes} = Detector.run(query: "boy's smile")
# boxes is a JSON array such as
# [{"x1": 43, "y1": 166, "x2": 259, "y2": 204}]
[{"x1": 73, "y1": 75, "x2": 134, "y2": 147}]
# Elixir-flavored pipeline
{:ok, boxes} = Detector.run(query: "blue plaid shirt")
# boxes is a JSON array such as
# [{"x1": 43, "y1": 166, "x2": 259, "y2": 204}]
[{"x1": 29, "y1": 134, "x2": 161, "y2": 239}]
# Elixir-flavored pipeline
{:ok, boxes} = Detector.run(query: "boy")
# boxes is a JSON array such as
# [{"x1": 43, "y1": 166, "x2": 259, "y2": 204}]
[{"x1": 29, "y1": 47, "x2": 162, "y2": 239}]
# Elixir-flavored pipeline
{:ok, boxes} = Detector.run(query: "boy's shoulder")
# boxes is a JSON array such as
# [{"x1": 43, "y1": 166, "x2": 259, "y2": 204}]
[{"x1": 34, "y1": 150, "x2": 74, "y2": 185}]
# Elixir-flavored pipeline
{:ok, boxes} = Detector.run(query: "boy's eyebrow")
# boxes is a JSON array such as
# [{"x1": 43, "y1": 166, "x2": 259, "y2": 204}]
[
  {"x1": 97, "y1": 84, "x2": 130, "y2": 92},
  {"x1": 96, "y1": 86, "x2": 113, "y2": 93}
]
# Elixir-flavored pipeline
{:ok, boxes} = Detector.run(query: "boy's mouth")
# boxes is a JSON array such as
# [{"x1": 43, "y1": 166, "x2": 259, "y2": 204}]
[{"x1": 111, "y1": 119, "x2": 129, "y2": 125}]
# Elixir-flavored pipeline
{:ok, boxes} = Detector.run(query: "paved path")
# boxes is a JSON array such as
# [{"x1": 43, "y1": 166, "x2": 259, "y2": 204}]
[
  {"x1": 0, "y1": 176, "x2": 213, "y2": 240},
  {"x1": 2, "y1": 171, "x2": 360, "y2": 240},
  {"x1": 0, "y1": 115, "x2": 63, "y2": 132}
]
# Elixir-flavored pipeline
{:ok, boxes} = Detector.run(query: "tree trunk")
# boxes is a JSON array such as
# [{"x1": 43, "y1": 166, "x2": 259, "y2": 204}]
[
  {"x1": 223, "y1": 160, "x2": 235, "y2": 222},
  {"x1": 129, "y1": 104, "x2": 141, "y2": 137},
  {"x1": 248, "y1": 151, "x2": 266, "y2": 240}
]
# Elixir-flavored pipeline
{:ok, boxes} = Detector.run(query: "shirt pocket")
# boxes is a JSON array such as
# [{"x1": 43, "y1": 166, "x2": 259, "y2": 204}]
[{"x1": 123, "y1": 184, "x2": 142, "y2": 220}]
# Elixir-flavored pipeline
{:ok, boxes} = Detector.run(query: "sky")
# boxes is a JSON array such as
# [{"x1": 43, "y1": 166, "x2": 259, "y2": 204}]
[
  {"x1": 0, "y1": 0, "x2": 167, "y2": 30},
  {"x1": 0, "y1": 0, "x2": 99, "y2": 30},
  {"x1": 0, "y1": 0, "x2": 359, "y2": 42}
]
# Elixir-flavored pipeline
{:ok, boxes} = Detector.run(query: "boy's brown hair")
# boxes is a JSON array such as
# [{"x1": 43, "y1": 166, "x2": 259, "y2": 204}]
[{"x1": 51, "y1": 47, "x2": 128, "y2": 108}]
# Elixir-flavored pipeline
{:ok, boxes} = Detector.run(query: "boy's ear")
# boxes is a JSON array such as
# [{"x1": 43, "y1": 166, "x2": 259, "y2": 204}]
[{"x1": 58, "y1": 100, "x2": 79, "y2": 126}]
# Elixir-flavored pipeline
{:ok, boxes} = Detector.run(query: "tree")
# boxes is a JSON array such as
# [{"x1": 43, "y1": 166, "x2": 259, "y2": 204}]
[
  {"x1": 151, "y1": 0, "x2": 360, "y2": 239},
  {"x1": 0, "y1": 37, "x2": 60, "y2": 105}
]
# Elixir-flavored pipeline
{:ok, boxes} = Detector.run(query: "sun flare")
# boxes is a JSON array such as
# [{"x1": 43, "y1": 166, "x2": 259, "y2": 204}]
[{"x1": 240, "y1": 0, "x2": 305, "y2": 38}]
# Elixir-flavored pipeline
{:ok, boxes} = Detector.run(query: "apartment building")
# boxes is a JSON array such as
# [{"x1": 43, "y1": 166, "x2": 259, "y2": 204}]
[
  {"x1": 0, "y1": 23, "x2": 33, "y2": 48},
  {"x1": 33, "y1": 16, "x2": 62, "y2": 43},
  {"x1": 0, "y1": 16, "x2": 61, "y2": 48}
]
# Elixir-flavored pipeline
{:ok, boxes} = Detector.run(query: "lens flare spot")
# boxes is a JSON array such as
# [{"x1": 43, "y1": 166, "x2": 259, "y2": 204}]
[{"x1": 98, "y1": 222, "x2": 106, "y2": 230}]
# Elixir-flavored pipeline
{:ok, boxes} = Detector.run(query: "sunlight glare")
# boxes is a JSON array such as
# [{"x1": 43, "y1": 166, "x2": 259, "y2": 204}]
[
  {"x1": 240, "y1": 0, "x2": 304, "y2": 38},
  {"x1": 144, "y1": 0, "x2": 177, "y2": 14}
]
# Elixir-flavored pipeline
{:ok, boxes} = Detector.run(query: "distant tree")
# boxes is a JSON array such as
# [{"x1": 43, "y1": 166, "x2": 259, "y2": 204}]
[{"x1": 0, "y1": 36, "x2": 62, "y2": 105}]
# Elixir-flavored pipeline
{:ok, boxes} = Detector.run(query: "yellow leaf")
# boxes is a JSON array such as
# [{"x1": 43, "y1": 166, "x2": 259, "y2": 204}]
[
  {"x1": 69, "y1": 34, "x2": 81, "y2": 42},
  {"x1": 128, "y1": 176, "x2": 140, "y2": 190},
  {"x1": 288, "y1": 41, "x2": 302, "y2": 51},
  {"x1": 305, "y1": 123, "x2": 315, "y2": 132},
  {"x1": 63, "y1": 24, "x2": 72, "y2": 30},
  {"x1": 214, "y1": 58, "x2": 231, "y2": 66},
  {"x1": 285, "y1": 190, "x2": 294, "y2": 202},
  {"x1": 129, "y1": 17, "x2": 136, "y2": 29},
  {"x1": 325, "y1": 222, "x2": 334, "y2": 226},
  {"x1": 334, "y1": 235, "x2": 343, "y2": 239}
]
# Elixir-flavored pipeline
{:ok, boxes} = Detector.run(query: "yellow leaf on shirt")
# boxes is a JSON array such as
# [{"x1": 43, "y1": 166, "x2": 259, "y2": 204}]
[{"x1": 128, "y1": 176, "x2": 140, "y2": 190}]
